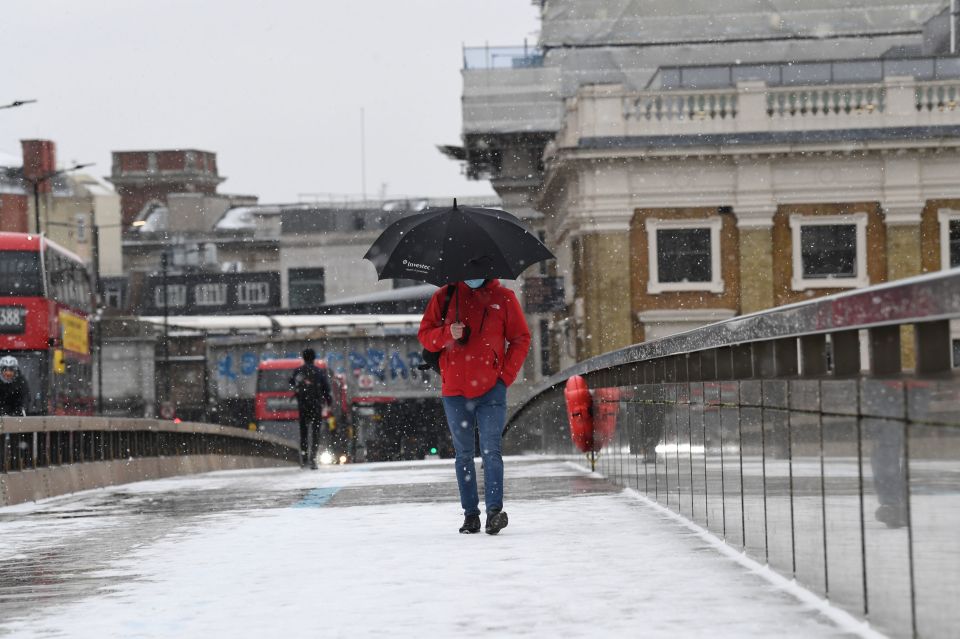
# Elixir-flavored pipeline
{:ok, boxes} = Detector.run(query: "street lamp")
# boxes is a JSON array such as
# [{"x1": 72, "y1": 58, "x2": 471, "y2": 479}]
[
  {"x1": 23, "y1": 162, "x2": 94, "y2": 235},
  {"x1": 0, "y1": 99, "x2": 37, "y2": 110}
]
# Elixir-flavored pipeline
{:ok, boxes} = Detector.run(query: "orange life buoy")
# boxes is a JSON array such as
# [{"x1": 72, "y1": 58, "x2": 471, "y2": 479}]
[
  {"x1": 564, "y1": 375, "x2": 595, "y2": 452},
  {"x1": 565, "y1": 376, "x2": 620, "y2": 453},
  {"x1": 592, "y1": 387, "x2": 620, "y2": 449}
]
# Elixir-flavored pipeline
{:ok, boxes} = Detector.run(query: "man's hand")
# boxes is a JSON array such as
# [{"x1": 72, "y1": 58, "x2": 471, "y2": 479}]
[{"x1": 450, "y1": 322, "x2": 466, "y2": 340}]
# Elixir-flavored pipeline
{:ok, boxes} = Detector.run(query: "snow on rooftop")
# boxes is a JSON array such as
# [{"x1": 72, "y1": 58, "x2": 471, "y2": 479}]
[{"x1": 138, "y1": 314, "x2": 424, "y2": 332}]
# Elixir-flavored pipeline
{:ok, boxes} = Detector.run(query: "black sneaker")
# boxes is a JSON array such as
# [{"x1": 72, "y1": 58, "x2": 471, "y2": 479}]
[
  {"x1": 485, "y1": 509, "x2": 508, "y2": 535},
  {"x1": 310, "y1": 459, "x2": 319, "y2": 470},
  {"x1": 459, "y1": 514, "x2": 481, "y2": 534}
]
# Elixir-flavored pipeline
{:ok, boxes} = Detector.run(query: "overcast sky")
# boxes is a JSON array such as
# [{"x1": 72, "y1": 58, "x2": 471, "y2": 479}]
[{"x1": 1, "y1": 1, "x2": 540, "y2": 203}]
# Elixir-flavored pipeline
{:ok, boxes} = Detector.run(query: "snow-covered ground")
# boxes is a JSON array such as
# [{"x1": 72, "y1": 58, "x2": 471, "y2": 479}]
[{"x1": 0, "y1": 458, "x2": 880, "y2": 638}]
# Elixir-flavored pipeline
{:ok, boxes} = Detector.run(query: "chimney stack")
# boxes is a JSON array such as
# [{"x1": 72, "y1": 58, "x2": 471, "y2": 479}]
[{"x1": 21, "y1": 140, "x2": 57, "y2": 192}]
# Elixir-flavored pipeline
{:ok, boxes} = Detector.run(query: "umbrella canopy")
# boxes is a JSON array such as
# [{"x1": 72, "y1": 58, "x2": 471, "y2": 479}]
[{"x1": 363, "y1": 200, "x2": 554, "y2": 286}]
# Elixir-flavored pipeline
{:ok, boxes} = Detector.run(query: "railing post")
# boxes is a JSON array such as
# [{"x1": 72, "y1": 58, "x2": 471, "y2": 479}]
[
  {"x1": 869, "y1": 325, "x2": 902, "y2": 375},
  {"x1": 800, "y1": 335, "x2": 828, "y2": 376},
  {"x1": 883, "y1": 75, "x2": 918, "y2": 122},
  {"x1": 701, "y1": 349, "x2": 718, "y2": 381},
  {"x1": 832, "y1": 330, "x2": 861, "y2": 376},
  {"x1": 753, "y1": 341, "x2": 776, "y2": 379},
  {"x1": 689, "y1": 352, "x2": 703, "y2": 381},
  {"x1": 732, "y1": 344, "x2": 753, "y2": 378},
  {"x1": 774, "y1": 338, "x2": 799, "y2": 377},
  {"x1": 666, "y1": 357, "x2": 678, "y2": 382},
  {"x1": 655, "y1": 358, "x2": 667, "y2": 383},
  {"x1": 915, "y1": 319, "x2": 952, "y2": 374},
  {"x1": 717, "y1": 347, "x2": 734, "y2": 379},
  {"x1": 736, "y1": 81, "x2": 769, "y2": 131},
  {"x1": 643, "y1": 360, "x2": 656, "y2": 384},
  {"x1": 675, "y1": 355, "x2": 689, "y2": 382}
]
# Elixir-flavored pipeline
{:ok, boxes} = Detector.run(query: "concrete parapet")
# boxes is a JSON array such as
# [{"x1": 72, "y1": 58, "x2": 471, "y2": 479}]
[{"x1": 0, "y1": 455, "x2": 290, "y2": 508}]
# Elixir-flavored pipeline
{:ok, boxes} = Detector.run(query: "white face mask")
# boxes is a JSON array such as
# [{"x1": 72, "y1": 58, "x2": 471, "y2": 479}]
[{"x1": 464, "y1": 279, "x2": 486, "y2": 289}]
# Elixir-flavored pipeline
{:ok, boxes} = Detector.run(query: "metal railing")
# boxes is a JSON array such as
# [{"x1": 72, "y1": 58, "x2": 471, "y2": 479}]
[
  {"x1": 463, "y1": 45, "x2": 544, "y2": 71},
  {"x1": 1, "y1": 418, "x2": 296, "y2": 473},
  {"x1": 505, "y1": 269, "x2": 960, "y2": 638},
  {"x1": 1, "y1": 417, "x2": 298, "y2": 506},
  {"x1": 649, "y1": 56, "x2": 960, "y2": 91}
]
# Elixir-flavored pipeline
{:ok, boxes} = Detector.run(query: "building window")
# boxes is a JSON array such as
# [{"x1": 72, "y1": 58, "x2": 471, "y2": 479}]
[
  {"x1": 75, "y1": 214, "x2": 88, "y2": 243},
  {"x1": 104, "y1": 285, "x2": 123, "y2": 309},
  {"x1": 539, "y1": 318, "x2": 553, "y2": 377},
  {"x1": 646, "y1": 217, "x2": 723, "y2": 294},
  {"x1": 237, "y1": 282, "x2": 270, "y2": 305},
  {"x1": 938, "y1": 209, "x2": 960, "y2": 270},
  {"x1": 288, "y1": 268, "x2": 325, "y2": 308},
  {"x1": 953, "y1": 339, "x2": 960, "y2": 368},
  {"x1": 154, "y1": 284, "x2": 187, "y2": 309},
  {"x1": 789, "y1": 213, "x2": 868, "y2": 290},
  {"x1": 194, "y1": 283, "x2": 228, "y2": 306}
]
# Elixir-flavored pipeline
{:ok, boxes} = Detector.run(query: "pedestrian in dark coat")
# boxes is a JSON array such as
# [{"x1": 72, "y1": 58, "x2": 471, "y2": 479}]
[
  {"x1": 289, "y1": 348, "x2": 332, "y2": 469},
  {"x1": 0, "y1": 355, "x2": 29, "y2": 416},
  {"x1": 418, "y1": 278, "x2": 531, "y2": 534}
]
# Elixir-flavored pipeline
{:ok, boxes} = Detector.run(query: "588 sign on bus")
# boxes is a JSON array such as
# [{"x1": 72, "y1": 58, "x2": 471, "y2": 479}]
[{"x1": 0, "y1": 306, "x2": 26, "y2": 334}]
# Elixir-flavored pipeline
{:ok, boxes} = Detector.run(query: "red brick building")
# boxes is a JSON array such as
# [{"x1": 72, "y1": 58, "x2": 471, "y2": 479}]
[{"x1": 108, "y1": 150, "x2": 225, "y2": 226}]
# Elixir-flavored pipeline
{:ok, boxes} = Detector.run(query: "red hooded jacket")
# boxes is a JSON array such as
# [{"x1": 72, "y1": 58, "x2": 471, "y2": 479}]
[{"x1": 418, "y1": 280, "x2": 531, "y2": 399}]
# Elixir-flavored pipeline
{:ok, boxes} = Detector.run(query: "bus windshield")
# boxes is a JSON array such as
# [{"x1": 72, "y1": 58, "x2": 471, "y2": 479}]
[
  {"x1": 257, "y1": 368, "x2": 295, "y2": 392},
  {"x1": 0, "y1": 251, "x2": 43, "y2": 297}
]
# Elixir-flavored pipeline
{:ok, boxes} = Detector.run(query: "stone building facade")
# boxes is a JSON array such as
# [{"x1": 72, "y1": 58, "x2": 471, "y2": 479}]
[
  {"x1": 539, "y1": 75, "x2": 960, "y2": 365},
  {"x1": 454, "y1": 1, "x2": 960, "y2": 371}
]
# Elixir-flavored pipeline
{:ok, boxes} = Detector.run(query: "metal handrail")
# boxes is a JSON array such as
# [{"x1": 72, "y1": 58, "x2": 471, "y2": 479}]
[
  {"x1": 509, "y1": 267, "x2": 960, "y2": 424},
  {"x1": 0, "y1": 416, "x2": 290, "y2": 442},
  {"x1": 0, "y1": 416, "x2": 298, "y2": 475}
]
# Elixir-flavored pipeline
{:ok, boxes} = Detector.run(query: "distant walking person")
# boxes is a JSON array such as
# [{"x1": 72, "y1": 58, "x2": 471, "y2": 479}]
[
  {"x1": 289, "y1": 348, "x2": 332, "y2": 469},
  {"x1": 0, "y1": 356, "x2": 29, "y2": 416},
  {"x1": 418, "y1": 279, "x2": 530, "y2": 535}
]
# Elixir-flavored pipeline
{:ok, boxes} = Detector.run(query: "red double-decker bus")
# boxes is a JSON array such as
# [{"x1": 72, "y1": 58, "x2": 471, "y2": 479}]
[{"x1": 0, "y1": 233, "x2": 94, "y2": 415}]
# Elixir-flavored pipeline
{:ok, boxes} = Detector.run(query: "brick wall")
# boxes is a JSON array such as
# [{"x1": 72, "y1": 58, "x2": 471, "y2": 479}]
[
  {"x1": 771, "y1": 202, "x2": 886, "y2": 307},
  {"x1": 629, "y1": 207, "x2": 740, "y2": 342},
  {"x1": 0, "y1": 194, "x2": 28, "y2": 232},
  {"x1": 572, "y1": 232, "x2": 633, "y2": 358}
]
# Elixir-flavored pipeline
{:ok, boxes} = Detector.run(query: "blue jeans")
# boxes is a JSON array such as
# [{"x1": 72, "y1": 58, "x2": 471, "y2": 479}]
[{"x1": 442, "y1": 381, "x2": 507, "y2": 516}]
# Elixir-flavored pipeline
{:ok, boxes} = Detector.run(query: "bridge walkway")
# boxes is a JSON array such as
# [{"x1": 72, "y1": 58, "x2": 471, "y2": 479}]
[{"x1": 0, "y1": 457, "x2": 870, "y2": 638}]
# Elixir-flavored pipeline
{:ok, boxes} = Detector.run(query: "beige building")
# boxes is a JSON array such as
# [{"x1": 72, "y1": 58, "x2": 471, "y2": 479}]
[
  {"x1": 452, "y1": 0, "x2": 960, "y2": 371},
  {"x1": 47, "y1": 172, "x2": 124, "y2": 278},
  {"x1": 541, "y1": 73, "x2": 960, "y2": 366}
]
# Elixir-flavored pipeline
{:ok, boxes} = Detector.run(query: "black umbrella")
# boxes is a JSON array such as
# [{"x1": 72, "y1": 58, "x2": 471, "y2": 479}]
[{"x1": 363, "y1": 200, "x2": 554, "y2": 286}]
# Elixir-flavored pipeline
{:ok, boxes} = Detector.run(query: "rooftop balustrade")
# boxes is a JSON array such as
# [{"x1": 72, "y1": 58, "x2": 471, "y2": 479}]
[{"x1": 550, "y1": 74, "x2": 960, "y2": 152}]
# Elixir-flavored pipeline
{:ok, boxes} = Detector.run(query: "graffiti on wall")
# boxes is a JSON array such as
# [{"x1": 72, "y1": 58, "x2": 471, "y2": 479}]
[
  {"x1": 217, "y1": 348, "x2": 427, "y2": 382},
  {"x1": 210, "y1": 333, "x2": 437, "y2": 400}
]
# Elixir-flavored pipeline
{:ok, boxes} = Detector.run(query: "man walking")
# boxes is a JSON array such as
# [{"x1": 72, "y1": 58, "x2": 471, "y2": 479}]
[
  {"x1": 418, "y1": 278, "x2": 530, "y2": 535},
  {"x1": 289, "y1": 348, "x2": 332, "y2": 469},
  {"x1": 0, "y1": 356, "x2": 29, "y2": 416}
]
